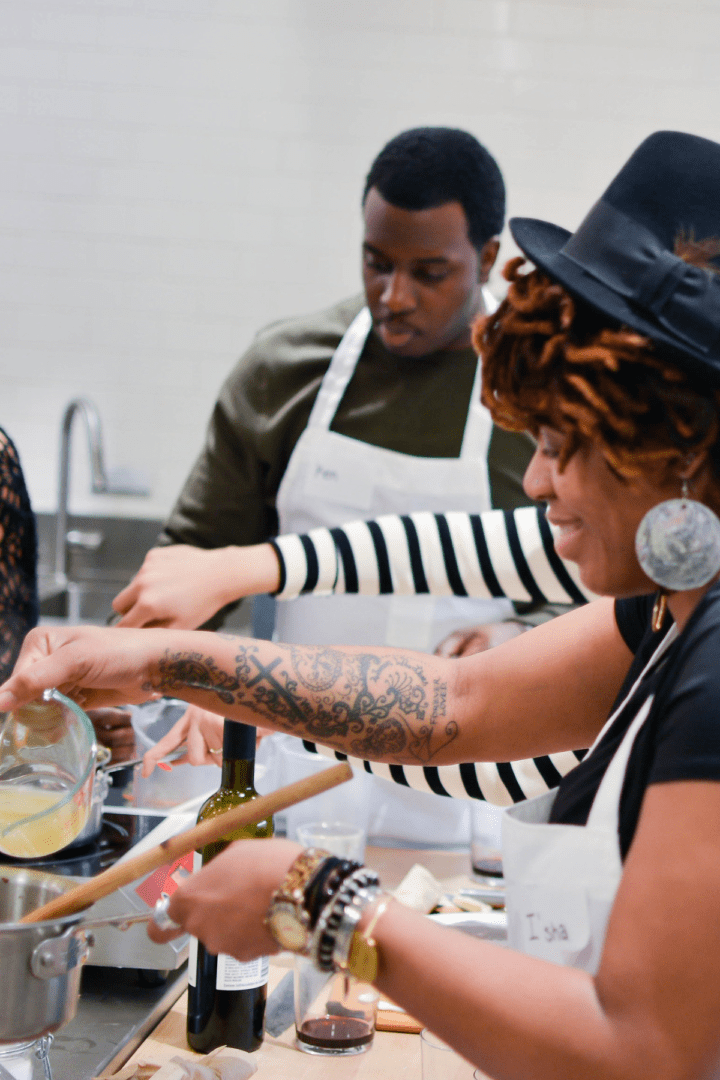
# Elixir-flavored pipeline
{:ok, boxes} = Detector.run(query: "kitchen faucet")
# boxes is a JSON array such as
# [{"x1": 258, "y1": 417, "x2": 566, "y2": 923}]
[{"x1": 53, "y1": 398, "x2": 149, "y2": 587}]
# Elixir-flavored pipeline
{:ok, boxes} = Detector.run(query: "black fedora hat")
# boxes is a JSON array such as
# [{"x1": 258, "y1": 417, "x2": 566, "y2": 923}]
[{"x1": 510, "y1": 131, "x2": 720, "y2": 383}]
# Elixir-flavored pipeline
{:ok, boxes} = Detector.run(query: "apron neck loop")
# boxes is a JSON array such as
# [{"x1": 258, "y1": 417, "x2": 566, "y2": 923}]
[{"x1": 586, "y1": 625, "x2": 678, "y2": 833}]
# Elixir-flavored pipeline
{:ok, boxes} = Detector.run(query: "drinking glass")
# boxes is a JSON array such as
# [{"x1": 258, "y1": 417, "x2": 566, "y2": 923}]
[
  {"x1": 420, "y1": 1028, "x2": 475, "y2": 1080},
  {"x1": 294, "y1": 958, "x2": 378, "y2": 1055},
  {"x1": 268, "y1": 734, "x2": 370, "y2": 840},
  {"x1": 296, "y1": 820, "x2": 366, "y2": 862},
  {"x1": 470, "y1": 801, "x2": 504, "y2": 879}
]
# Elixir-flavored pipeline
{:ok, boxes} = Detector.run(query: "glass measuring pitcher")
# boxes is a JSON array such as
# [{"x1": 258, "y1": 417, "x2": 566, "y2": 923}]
[{"x1": 0, "y1": 689, "x2": 97, "y2": 857}]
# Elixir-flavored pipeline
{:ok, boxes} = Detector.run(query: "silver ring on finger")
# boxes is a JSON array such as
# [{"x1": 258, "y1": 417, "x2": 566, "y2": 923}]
[{"x1": 152, "y1": 893, "x2": 181, "y2": 932}]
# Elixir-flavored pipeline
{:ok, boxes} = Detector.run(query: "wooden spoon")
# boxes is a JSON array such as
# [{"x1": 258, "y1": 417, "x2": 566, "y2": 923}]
[{"x1": 20, "y1": 761, "x2": 353, "y2": 923}]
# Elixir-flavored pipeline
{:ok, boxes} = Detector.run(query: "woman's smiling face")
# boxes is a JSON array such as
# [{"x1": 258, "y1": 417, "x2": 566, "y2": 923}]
[{"x1": 523, "y1": 428, "x2": 678, "y2": 598}]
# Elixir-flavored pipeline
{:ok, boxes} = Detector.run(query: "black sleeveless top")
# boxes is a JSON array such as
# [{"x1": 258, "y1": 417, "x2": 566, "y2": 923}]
[
  {"x1": 0, "y1": 428, "x2": 38, "y2": 681},
  {"x1": 549, "y1": 587, "x2": 720, "y2": 859}
]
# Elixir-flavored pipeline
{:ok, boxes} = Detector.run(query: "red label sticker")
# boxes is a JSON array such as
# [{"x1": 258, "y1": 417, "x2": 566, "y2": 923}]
[{"x1": 134, "y1": 852, "x2": 193, "y2": 907}]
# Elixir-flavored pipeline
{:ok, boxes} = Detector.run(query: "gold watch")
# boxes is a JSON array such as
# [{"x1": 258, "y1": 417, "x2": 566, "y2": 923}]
[{"x1": 265, "y1": 848, "x2": 330, "y2": 954}]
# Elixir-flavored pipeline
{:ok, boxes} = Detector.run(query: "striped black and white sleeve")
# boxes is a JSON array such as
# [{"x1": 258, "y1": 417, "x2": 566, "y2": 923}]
[
  {"x1": 269, "y1": 505, "x2": 594, "y2": 804},
  {"x1": 271, "y1": 505, "x2": 592, "y2": 606},
  {"x1": 298, "y1": 740, "x2": 588, "y2": 806}
]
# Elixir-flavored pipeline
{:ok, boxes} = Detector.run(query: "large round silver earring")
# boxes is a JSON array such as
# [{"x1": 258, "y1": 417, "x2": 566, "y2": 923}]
[{"x1": 635, "y1": 480, "x2": 720, "y2": 591}]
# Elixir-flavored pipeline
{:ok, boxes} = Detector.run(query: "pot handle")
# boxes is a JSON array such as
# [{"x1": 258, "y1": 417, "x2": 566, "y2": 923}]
[
  {"x1": 31, "y1": 926, "x2": 93, "y2": 979},
  {"x1": 102, "y1": 746, "x2": 188, "y2": 774},
  {"x1": 30, "y1": 895, "x2": 181, "y2": 979}
]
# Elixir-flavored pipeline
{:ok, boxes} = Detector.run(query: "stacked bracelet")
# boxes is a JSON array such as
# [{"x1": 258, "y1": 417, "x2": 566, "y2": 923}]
[
  {"x1": 304, "y1": 856, "x2": 361, "y2": 925},
  {"x1": 265, "y1": 850, "x2": 387, "y2": 982},
  {"x1": 265, "y1": 849, "x2": 361, "y2": 956},
  {"x1": 341, "y1": 895, "x2": 391, "y2": 983},
  {"x1": 311, "y1": 866, "x2": 381, "y2": 972}
]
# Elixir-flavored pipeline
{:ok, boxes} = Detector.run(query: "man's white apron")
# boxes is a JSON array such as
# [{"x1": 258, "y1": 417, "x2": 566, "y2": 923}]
[
  {"x1": 271, "y1": 299, "x2": 510, "y2": 843},
  {"x1": 275, "y1": 299, "x2": 510, "y2": 652}
]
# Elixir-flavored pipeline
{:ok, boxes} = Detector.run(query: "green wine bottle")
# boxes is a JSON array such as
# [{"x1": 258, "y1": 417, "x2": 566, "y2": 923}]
[{"x1": 186, "y1": 720, "x2": 273, "y2": 1053}]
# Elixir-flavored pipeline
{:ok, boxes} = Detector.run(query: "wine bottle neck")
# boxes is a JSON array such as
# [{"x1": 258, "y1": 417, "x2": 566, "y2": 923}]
[{"x1": 221, "y1": 757, "x2": 255, "y2": 791}]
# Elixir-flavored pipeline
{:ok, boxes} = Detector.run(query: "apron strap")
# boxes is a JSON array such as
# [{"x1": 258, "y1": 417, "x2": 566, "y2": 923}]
[
  {"x1": 586, "y1": 695, "x2": 654, "y2": 832},
  {"x1": 586, "y1": 624, "x2": 678, "y2": 833},
  {"x1": 305, "y1": 307, "x2": 372, "y2": 431},
  {"x1": 459, "y1": 357, "x2": 491, "y2": 459},
  {"x1": 585, "y1": 624, "x2": 678, "y2": 758},
  {"x1": 307, "y1": 300, "x2": 493, "y2": 459},
  {"x1": 459, "y1": 286, "x2": 497, "y2": 460}
]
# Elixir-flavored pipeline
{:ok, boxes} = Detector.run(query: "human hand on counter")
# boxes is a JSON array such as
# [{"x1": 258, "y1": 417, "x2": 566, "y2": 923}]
[
  {"x1": 112, "y1": 543, "x2": 281, "y2": 629},
  {"x1": 434, "y1": 620, "x2": 526, "y2": 658},
  {"x1": 148, "y1": 838, "x2": 302, "y2": 957},
  {"x1": 87, "y1": 706, "x2": 136, "y2": 763}
]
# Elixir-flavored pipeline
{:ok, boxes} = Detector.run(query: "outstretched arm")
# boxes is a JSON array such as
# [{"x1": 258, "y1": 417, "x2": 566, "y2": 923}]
[
  {"x1": 141, "y1": 699, "x2": 585, "y2": 804},
  {"x1": 273, "y1": 506, "x2": 591, "y2": 606},
  {"x1": 0, "y1": 598, "x2": 630, "y2": 767},
  {"x1": 112, "y1": 506, "x2": 593, "y2": 628}
]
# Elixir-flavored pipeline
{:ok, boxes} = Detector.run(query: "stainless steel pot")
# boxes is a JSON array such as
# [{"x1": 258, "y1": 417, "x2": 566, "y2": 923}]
[
  {"x1": 60, "y1": 743, "x2": 188, "y2": 852},
  {"x1": 0, "y1": 866, "x2": 157, "y2": 1044},
  {"x1": 61, "y1": 746, "x2": 113, "y2": 850}
]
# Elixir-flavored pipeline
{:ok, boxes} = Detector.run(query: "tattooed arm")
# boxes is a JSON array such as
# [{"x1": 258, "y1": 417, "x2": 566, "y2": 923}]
[
  {"x1": 0, "y1": 601, "x2": 630, "y2": 766},
  {"x1": 155, "y1": 639, "x2": 454, "y2": 764}
]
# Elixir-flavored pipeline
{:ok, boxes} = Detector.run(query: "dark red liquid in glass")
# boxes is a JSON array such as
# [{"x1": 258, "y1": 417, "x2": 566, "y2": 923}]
[
  {"x1": 471, "y1": 861, "x2": 503, "y2": 877},
  {"x1": 298, "y1": 1016, "x2": 374, "y2": 1049}
]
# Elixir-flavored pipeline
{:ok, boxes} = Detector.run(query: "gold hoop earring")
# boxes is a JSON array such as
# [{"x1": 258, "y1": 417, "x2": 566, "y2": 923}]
[{"x1": 651, "y1": 591, "x2": 668, "y2": 632}]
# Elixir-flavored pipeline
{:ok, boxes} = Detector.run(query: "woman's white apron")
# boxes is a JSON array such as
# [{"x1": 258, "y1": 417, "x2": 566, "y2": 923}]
[
  {"x1": 272, "y1": 299, "x2": 509, "y2": 844},
  {"x1": 503, "y1": 626, "x2": 677, "y2": 974}
]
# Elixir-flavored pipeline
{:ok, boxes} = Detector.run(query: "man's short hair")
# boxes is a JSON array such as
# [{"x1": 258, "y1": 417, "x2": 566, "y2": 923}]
[{"x1": 362, "y1": 127, "x2": 505, "y2": 251}]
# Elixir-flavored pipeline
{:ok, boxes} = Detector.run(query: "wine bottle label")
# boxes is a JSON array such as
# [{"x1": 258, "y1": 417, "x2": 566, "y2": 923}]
[
  {"x1": 216, "y1": 953, "x2": 269, "y2": 991},
  {"x1": 187, "y1": 851, "x2": 203, "y2": 988},
  {"x1": 188, "y1": 935, "x2": 198, "y2": 988}
]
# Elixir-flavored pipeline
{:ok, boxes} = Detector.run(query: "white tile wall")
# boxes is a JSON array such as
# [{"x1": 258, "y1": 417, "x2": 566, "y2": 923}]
[{"x1": 2, "y1": 0, "x2": 720, "y2": 518}]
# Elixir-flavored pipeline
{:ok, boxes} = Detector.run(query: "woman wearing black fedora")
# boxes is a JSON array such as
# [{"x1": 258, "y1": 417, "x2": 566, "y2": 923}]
[{"x1": 4, "y1": 130, "x2": 720, "y2": 1079}]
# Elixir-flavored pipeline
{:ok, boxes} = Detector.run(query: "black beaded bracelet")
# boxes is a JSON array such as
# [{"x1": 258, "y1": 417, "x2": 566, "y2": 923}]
[
  {"x1": 313, "y1": 867, "x2": 381, "y2": 972},
  {"x1": 304, "y1": 857, "x2": 361, "y2": 927}
]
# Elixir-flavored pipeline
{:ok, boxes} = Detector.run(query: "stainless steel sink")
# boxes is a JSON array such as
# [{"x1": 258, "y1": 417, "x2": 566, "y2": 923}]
[
  {"x1": 38, "y1": 574, "x2": 129, "y2": 624},
  {"x1": 34, "y1": 400, "x2": 272, "y2": 634},
  {"x1": 37, "y1": 512, "x2": 163, "y2": 624},
  {"x1": 35, "y1": 513, "x2": 269, "y2": 634}
]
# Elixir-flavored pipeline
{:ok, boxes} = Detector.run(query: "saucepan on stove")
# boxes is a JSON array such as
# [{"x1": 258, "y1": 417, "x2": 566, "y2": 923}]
[
  {"x1": 65, "y1": 735, "x2": 195, "y2": 852},
  {"x1": 0, "y1": 865, "x2": 171, "y2": 1044},
  {"x1": 2, "y1": 760, "x2": 353, "y2": 1047},
  {"x1": 61, "y1": 743, "x2": 114, "y2": 850}
]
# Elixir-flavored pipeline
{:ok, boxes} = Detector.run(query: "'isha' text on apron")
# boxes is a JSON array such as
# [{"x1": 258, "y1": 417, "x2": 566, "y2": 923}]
[{"x1": 510, "y1": 885, "x2": 590, "y2": 962}]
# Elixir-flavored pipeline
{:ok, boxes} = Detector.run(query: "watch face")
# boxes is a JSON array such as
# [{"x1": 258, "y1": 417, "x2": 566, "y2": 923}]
[{"x1": 269, "y1": 907, "x2": 309, "y2": 952}]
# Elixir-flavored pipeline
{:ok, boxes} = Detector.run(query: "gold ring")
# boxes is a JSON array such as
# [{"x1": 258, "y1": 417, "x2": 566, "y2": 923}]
[{"x1": 209, "y1": 747, "x2": 223, "y2": 754}]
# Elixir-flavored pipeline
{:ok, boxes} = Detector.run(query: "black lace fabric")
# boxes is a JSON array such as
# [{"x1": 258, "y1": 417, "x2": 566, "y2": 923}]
[{"x1": 0, "y1": 428, "x2": 38, "y2": 682}]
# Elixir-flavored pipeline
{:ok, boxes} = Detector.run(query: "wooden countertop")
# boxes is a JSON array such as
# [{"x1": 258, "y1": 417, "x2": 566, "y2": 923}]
[{"x1": 114, "y1": 846, "x2": 482, "y2": 1079}]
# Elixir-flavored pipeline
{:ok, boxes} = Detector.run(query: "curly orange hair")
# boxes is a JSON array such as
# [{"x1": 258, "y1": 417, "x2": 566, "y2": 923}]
[{"x1": 475, "y1": 257, "x2": 720, "y2": 481}]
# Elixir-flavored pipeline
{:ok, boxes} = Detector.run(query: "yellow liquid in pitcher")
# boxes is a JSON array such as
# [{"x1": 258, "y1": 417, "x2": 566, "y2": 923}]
[{"x1": 0, "y1": 786, "x2": 85, "y2": 857}]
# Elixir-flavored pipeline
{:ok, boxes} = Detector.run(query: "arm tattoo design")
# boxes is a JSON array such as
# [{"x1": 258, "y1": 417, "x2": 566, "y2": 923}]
[{"x1": 149, "y1": 642, "x2": 456, "y2": 764}]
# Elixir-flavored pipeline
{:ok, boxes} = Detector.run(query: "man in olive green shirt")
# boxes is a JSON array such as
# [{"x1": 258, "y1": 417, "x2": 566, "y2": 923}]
[
  {"x1": 159, "y1": 293, "x2": 533, "y2": 551},
  {"x1": 114, "y1": 127, "x2": 535, "y2": 649}
]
